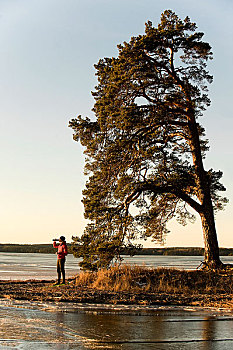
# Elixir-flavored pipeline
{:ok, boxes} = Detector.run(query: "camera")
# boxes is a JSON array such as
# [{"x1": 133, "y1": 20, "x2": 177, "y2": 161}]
[{"x1": 53, "y1": 238, "x2": 59, "y2": 241}]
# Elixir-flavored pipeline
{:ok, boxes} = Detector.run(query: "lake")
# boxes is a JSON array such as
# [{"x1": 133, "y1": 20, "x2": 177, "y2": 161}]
[
  {"x1": 1, "y1": 253, "x2": 233, "y2": 349},
  {"x1": 1, "y1": 252, "x2": 233, "y2": 280}
]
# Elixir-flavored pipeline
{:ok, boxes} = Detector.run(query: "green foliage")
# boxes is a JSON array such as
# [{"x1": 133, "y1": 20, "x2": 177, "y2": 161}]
[
  {"x1": 71, "y1": 225, "x2": 142, "y2": 271},
  {"x1": 70, "y1": 10, "x2": 227, "y2": 269}
]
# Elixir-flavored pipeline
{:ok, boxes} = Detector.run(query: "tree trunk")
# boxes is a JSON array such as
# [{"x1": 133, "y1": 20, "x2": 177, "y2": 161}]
[
  {"x1": 200, "y1": 204, "x2": 222, "y2": 269},
  {"x1": 187, "y1": 115, "x2": 222, "y2": 269}
]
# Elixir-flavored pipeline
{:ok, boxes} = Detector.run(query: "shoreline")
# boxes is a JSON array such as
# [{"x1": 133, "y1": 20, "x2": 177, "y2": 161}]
[
  {"x1": 1, "y1": 278, "x2": 233, "y2": 311},
  {"x1": 1, "y1": 295, "x2": 232, "y2": 317},
  {"x1": 2, "y1": 265, "x2": 233, "y2": 311}
]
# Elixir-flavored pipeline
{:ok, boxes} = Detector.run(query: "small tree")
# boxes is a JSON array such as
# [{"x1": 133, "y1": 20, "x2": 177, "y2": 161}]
[{"x1": 70, "y1": 10, "x2": 227, "y2": 270}]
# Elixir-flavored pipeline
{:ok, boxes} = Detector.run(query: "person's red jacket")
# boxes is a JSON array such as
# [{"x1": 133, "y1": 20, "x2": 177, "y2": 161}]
[{"x1": 53, "y1": 241, "x2": 68, "y2": 259}]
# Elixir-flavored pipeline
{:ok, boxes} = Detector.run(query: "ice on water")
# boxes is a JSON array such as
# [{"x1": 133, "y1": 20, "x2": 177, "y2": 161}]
[
  {"x1": 1, "y1": 254, "x2": 233, "y2": 348},
  {"x1": 1, "y1": 299, "x2": 233, "y2": 349}
]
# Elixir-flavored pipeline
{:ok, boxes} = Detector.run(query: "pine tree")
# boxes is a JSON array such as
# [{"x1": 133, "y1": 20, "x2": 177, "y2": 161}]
[{"x1": 70, "y1": 10, "x2": 227, "y2": 270}]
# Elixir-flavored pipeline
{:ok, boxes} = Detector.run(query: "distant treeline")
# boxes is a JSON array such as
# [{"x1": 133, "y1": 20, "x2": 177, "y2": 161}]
[
  {"x1": 135, "y1": 247, "x2": 233, "y2": 256},
  {"x1": 0, "y1": 244, "x2": 56, "y2": 254},
  {"x1": 0, "y1": 244, "x2": 233, "y2": 256}
]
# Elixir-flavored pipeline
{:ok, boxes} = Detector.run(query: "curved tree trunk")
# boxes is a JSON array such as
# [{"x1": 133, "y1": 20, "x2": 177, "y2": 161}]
[
  {"x1": 187, "y1": 113, "x2": 222, "y2": 269},
  {"x1": 200, "y1": 206, "x2": 222, "y2": 268}
]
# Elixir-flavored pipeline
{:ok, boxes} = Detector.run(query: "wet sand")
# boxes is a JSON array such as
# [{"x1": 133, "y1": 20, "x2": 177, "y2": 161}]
[{"x1": 1, "y1": 279, "x2": 233, "y2": 310}]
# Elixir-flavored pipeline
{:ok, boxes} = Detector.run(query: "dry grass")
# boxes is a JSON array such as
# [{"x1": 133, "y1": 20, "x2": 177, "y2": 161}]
[{"x1": 75, "y1": 264, "x2": 233, "y2": 296}]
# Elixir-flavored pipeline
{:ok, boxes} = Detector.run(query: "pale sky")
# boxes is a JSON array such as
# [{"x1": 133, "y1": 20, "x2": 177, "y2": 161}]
[{"x1": 0, "y1": 0, "x2": 232, "y2": 247}]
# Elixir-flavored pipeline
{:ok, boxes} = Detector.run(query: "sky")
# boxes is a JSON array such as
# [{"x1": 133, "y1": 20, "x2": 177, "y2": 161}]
[{"x1": 0, "y1": 0, "x2": 232, "y2": 247}]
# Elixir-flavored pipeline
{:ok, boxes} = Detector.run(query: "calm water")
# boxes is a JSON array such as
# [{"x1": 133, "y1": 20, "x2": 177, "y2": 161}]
[{"x1": 1, "y1": 253, "x2": 233, "y2": 349}]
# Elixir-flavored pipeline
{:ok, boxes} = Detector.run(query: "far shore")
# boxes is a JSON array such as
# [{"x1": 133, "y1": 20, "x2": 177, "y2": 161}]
[
  {"x1": 1, "y1": 265, "x2": 233, "y2": 310},
  {"x1": 1, "y1": 244, "x2": 233, "y2": 256}
]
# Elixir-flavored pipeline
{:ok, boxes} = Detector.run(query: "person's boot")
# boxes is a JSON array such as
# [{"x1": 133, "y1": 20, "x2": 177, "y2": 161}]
[
  {"x1": 53, "y1": 281, "x2": 60, "y2": 286},
  {"x1": 53, "y1": 276, "x2": 60, "y2": 286},
  {"x1": 60, "y1": 272, "x2": 65, "y2": 285}
]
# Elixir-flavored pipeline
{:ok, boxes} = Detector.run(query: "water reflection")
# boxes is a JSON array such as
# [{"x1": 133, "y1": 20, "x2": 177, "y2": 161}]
[
  {"x1": 202, "y1": 316, "x2": 216, "y2": 348},
  {"x1": 1, "y1": 300, "x2": 233, "y2": 349}
]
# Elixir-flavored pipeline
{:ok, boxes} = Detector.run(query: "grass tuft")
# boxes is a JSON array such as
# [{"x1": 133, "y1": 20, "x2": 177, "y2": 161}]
[{"x1": 75, "y1": 264, "x2": 233, "y2": 295}]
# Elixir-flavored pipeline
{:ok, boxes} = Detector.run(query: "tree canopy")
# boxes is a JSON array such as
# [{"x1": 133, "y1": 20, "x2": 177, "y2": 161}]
[{"x1": 70, "y1": 10, "x2": 227, "y2": 270}]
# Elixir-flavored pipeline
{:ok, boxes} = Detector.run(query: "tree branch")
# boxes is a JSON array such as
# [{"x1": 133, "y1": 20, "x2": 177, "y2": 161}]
[{"x1": 123, "y1": 181, "x2": 203, "y2": 214}]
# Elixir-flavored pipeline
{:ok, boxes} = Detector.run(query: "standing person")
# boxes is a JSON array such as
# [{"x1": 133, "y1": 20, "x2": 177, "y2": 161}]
[{"x1": 53, "y1": 236, "x2": 68, "y2": 285}]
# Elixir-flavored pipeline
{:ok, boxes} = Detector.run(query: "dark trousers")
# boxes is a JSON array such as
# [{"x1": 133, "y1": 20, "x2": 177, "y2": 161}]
[{"x1": 57, "y1": 258, "x2": 65, "y2": 283}]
